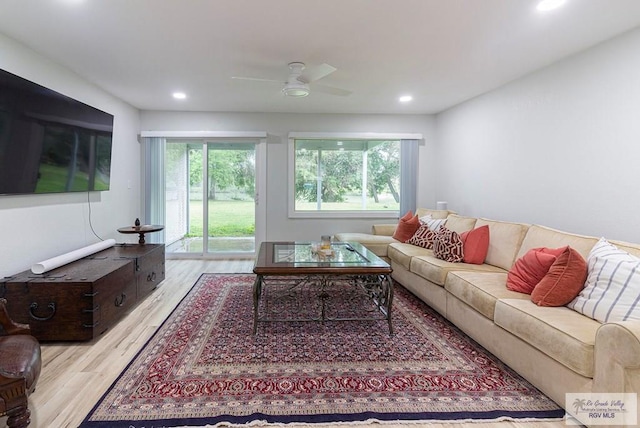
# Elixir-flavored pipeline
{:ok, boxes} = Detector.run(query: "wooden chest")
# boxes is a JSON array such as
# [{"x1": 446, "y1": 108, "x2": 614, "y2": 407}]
[{"x1": 0, "y1": 243, "x2": 165, "y2": 341}]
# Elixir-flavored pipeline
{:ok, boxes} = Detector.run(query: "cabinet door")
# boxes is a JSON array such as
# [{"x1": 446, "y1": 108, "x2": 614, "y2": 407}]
[
  {"x1": 93, "y1": 263, "x2": 137, "y2": 336},
  {"x1": 136, "y1": 245, "x2": 165, "y2": 299}
]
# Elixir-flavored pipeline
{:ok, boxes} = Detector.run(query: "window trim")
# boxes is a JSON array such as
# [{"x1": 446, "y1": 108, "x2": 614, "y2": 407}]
[{"x1": 287, "y1": 132, "x2": 422, "y2": 219}]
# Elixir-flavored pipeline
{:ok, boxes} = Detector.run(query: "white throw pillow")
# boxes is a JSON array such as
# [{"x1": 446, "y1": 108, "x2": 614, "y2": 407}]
[
  {"x1": 419, "y1": 215, "x2": 447, "y2": 231},
  {"x1": 418, "y1": 214, "x2": 432, "y2": 223},
  {"x1": 568, "y1": 238, "x2": 640, "y2": 323}
]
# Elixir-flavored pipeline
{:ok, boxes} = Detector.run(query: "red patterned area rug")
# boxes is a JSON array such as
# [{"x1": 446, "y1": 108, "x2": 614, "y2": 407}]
[{"x1": 80, "y1": 273, "x2": 564, "y2": 427}]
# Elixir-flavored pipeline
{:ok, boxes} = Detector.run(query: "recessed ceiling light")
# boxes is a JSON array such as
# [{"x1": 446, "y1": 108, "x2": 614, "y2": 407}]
[
  {"x1": 399, "y1": 95, "x2": 413, "y2": 103},
  {"x1": 536, "y1": 0, "x2": 566, "y2": 12},
  {"x1": 172, "y1": 92, "x2": 187, "y2": 100}
]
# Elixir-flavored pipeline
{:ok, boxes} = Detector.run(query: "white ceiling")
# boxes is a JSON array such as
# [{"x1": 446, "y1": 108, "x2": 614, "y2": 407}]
[{"x1": 1, "y1": 0, "x2": 639, "y2": 114}]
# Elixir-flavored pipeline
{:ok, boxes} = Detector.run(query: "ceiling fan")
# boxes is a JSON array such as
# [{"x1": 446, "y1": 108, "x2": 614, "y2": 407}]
[{"x1": 232, "y1": 62, "x2": 352, "y2": 98}]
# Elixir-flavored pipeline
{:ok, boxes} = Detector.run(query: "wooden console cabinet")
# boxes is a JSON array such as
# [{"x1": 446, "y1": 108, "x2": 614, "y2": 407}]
[{"x1": 0, "y1": 244, "x2": 165, "y2": 341}]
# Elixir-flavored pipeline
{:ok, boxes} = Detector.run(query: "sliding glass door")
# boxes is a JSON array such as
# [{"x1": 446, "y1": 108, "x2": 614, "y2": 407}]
[
  {"x1": 205, "y1": 143, "x2": 256, "y2": 253},
  {"x1": 165, "y1": 140, "x2": 258, "y2": 256}
]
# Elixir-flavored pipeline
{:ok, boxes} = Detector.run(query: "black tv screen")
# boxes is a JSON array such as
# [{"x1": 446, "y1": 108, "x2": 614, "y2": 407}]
[{"x1": 0, "y1": 68, "x2": 114, "y2": 195}]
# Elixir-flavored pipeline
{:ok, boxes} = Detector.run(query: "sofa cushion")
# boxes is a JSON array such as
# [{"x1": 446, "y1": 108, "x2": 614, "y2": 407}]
[
  {"x1": 569, "y1": 238, "x2": 640, "y2": 323},
  {"x1": 411, "y1": 257, "x2": 505, "y2": 287},
  {"x1": 494, "y1": 299, "x2": 601, "y2": 378},
  {"x1": 392, "y1": 211, "x2": 420, "y2": 242},
  {"x1": 433, "y1": 227, "x2": 464, "y2": 263},
  {"x1": 388, "y1": 242, "x2": 433, "y2": 270},
  {"x1": 507, "y1": 247, "x2": 565, "y2": 294},
  {"x1": 531, "y1": 246, "x2": 587, "y2": 307},
  {"x1": 371, "y1": 223, "x2": 397, "y2": 236},
  {"x1": 460, "y1": 225, "x2": 490, "y2": 264},
  {"x1": 475, "y1": 218, "x2": 529, "y2": 271},
  {"x1": 515, "y1": 224, "x2": 597, "y2": 261},
  {"x1": 443, "y1": 214, "x2": 477, "y2": 234},
  {"x1": 609, "y1": 238, "x2": 640, "y2": 258},
  {"x1": 445, "y1": 271, "x2": 527, "y2": 319},
  {"x1": 333, "y1": 233, "x2": 397, "y2": 258}
]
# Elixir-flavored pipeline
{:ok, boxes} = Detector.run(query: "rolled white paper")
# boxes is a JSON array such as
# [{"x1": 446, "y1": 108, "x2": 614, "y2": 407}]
[
  {"x1": 31, "y1": 239, "x2": 116, "y2": 274},
  {"x1": 436, "y1": 201, "x2": 448, "y2": 210}
]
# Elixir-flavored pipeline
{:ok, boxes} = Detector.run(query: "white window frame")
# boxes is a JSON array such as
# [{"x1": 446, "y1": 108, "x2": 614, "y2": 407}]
[{"x1": 287, "y1": 132, "x2": 422, "y2": 219}]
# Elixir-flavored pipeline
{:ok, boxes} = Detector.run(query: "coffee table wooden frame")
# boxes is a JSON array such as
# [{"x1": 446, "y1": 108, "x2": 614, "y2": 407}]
[{"x1": 252, "y1": 241, "x2": 394, "y2": 335}]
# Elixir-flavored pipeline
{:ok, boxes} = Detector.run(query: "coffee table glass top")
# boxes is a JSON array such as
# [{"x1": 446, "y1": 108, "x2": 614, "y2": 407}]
[
  {"x1": 254, "y1": 241, "x2": 391, "y2": 274},
  {"x1": 273, "y1": 242, "x2": 366, "y2": 264}
]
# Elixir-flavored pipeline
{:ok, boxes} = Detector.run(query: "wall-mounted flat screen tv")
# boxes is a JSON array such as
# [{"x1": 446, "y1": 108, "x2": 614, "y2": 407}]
[{"x1": 0, "y1": 68, "x2": 114, "y2": 195}]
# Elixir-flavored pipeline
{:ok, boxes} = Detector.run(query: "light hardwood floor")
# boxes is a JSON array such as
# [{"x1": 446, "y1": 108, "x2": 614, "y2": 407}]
[{"x1": 6, "y1": 259, "x2": 567, "y2": 428}]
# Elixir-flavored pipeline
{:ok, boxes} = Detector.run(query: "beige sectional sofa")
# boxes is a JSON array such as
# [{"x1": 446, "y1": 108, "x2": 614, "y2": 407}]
[{"x1": 335, "y1": 209, "x2": 640, "y2": 419}]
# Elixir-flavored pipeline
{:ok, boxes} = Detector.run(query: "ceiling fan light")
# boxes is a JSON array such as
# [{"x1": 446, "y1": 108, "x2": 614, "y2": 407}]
[
  {"x1": 283, "y1": 81, "x2": 310, "y2": 97},
  {"x1": 283, "y1": 87, "x2": 310, "y2": 97}
]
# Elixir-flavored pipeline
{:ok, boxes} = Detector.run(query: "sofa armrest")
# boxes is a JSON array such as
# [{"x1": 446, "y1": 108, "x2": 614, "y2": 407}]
[
  {"x1": 593, "y1": 321, "x2": 640, "y2": 395},
  {"x1": 371, "y1": 224, "x2": 397, "y2": 236}
]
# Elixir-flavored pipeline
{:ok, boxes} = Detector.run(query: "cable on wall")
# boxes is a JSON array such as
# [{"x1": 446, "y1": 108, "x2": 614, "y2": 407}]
[{"x1": 87, "y1": 191, "x2": 105, "y2": 241}]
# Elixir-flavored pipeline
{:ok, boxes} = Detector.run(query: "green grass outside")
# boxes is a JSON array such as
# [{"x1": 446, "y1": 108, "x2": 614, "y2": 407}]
[
  {"x1": 188, "y1": 199, "x2": 255, "y2": 237},
  {"x1": 187, "y1": 194, "x2": 398, "y2": 238},
  {"x1": 295, "y1": 193, "x2": 399, "y2": 211},
  {"x1": 295, "y1": 201, "x2": 399, "y2": 210}
]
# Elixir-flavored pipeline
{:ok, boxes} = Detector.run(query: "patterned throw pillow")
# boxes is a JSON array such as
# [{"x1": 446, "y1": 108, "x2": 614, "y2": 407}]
[
  {"x1": 433, "y1": 226, "x2": 464, "y2": 263},
  {"x1": 406, "y1": 224, "x2": 438, "y2": 249},
  {"x1": 568, "y1": 238, "x2": 640, "y2": 322}
]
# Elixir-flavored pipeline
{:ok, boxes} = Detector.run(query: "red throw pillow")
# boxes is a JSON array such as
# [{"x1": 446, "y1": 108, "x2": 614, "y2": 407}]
[
  {"x1": 506, "y1": 247, "x2": 566, "y2": 294},
  {"x1": 433, "y1": 227, "x2": 464, "y2": 263},
  {"x1": 459, "y1": 225, "x2": 490, "y2": 264},
  {"x1": 392, "y1": 211, "x2": 420, "y2": 242},
  {"x1": 406, "y1": 224, "x2": 437, "y2": 249},
  {"x1": 531, "y1": 246, "x2": 588, "y2": 306},
  {"x1": 399, "y1": 210, "x2": 413, "y2": 222}
]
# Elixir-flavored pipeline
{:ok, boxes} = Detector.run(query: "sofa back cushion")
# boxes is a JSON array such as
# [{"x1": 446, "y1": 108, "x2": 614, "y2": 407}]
[
  {"x1": 609, "y1": 239, "x2": 640, "y2": 258},
  {"x1": 475, "y1": 218, "x2": 529, "y2": 270},
  {"x1": 516, "y1": 224, "x2": 597, "y2": 260},
  {"x1": 443, "y1": 214, "x2": 477, "y2": 234},
  {"x1": 415, "y1": 208, "x2": 451, "y2": 219}
]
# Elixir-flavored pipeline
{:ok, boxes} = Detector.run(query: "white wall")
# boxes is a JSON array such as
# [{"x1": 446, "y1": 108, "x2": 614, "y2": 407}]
[
  {"x1": 0, "y1": 35, "x2": 142, "y2": 278},
  {"x1": 436, "y1": 27, "x2": 640, "y2": 242},
  {"x1": 140, "y1": 112, "x2": 436, "y2": 242}
]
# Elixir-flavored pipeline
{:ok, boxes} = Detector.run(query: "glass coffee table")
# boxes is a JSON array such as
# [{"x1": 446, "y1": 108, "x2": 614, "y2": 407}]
[{"x1": 252, "y1": 241, "x2": 394, "y2": 335}]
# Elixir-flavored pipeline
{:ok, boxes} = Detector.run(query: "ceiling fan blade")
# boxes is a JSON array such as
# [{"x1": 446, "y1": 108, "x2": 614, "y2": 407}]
[
  {"x1": 231, "y1": 76, "x2": 282, "y2": 84},
  {"x1": 313, "y1": 83, "x2": 352, "y2": 97},
  {"x1": 298, "y1": 63, "x2": 337, "y2": 83}
]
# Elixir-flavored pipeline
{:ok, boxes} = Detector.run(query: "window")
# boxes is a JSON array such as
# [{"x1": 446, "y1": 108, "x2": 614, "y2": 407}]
[{"x1": 288, "y1": 133, "x2": 420, "y2": 218}]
